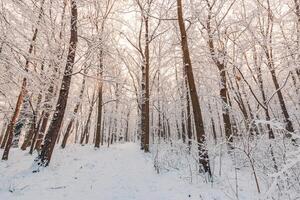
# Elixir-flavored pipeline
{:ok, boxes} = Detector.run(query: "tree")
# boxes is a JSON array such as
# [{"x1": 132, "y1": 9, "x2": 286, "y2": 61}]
[
  {"x1": 61, "y1": 72, "x2": 86, "y2": 148},
  {"x1": 176, "y1": 0, "x2": 211, "y2": 177},
  {"x1": 1, "y1": 0, "x2": 45, "y2": 160},
  {"x1": 34, "y1": 0, "x2": 78, "y2": 168}
]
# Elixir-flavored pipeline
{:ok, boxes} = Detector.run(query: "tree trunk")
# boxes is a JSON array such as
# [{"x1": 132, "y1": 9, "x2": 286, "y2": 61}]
[
  {"x1": 81, "y1": 90, "x2": 95, "y2": 145},
  {"x1": 35, "y1": 0, "x2": 78, "y2": 168},
  {"x1": 95, "y1": 28, "x2": 104, "y2": 148},
  {"x1": 2, "y1": 85, "x2": 25, "y2": 160},
  {"x1": 0, "y1": 122, "x2": 7, "y2": 147},
  {"x1": 141, "y1": 15, "x2": 150, "y2": 152},
  {"x1": 61, "y1": 73, "x2": 86, "y2": 148},
  {"x1": 125, "y1": 110, "x2": 130, "y2": 142},
  {"x1": 294, "y1": 0, "x2": 300, "y2": 80},
  {"x1": 176, "y1": 0, "x2": 211, "y2": 177},
  {"x1": 29, "y1": 112, "x2": 44, "y2": 154},
  {"x1": 268, "y1": 67, "x2": 294, "y2": 136},
  {"x1": 0, "y1": 124, "x2": 8, "y2": 149},
  {"x1": 20, "y1": 115, "x2": 36, "y2": 151},
  {"x1": 94, "y1": 67, "x2": 103, "y2": 148},
  {"x1": 12, "y1": 96, "x2": 30, "y2": 148},
  {"x1": 184, "y1": 64, "x2": 192, "y2": 151},
  {"x1": 1, "y1": 0, "x2": 45, "y2": 160},
  {"x1": 206, "y1": 4, "x2": 233, "y2": 146}
]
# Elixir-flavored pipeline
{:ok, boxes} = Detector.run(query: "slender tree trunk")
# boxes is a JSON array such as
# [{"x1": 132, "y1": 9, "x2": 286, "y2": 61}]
[
  {"x1": 35, "y1": 111, "x2": 49, "y2": 150},
  {"x1": 294, "y1": 0, "x2": 300, "y2": 80},
  {"x1": 81, "y1": 91, "x2": 95, "y2": 145},
  {"x1": 208, "y1": 103, "x2": 217, "y2": 144},
  {"x1": 256, "y1": 57, "x2": 284, "y2": 138},
  {"x1": 268, "y1": 66, "x2": 294, "y2": 136},
  {"x1": 20, "y1": 115, "x2": 35, "y2": 150},
  {"x1": 21, "y1": 87, "x2": 44, "y2": 150},
  {"x1": 206, "y1": 4, "x2": 233, "y2": 146},
  {"x1": 0, "y1": 122, "x2": 7, "y2": 146},
  {"x1": 107, "y1": 115, "x2": 112, "y2": 147},
  {"x1": 74, "y1": 119, "x2": 80, "y2": 143},
  {"x1": 125, "y1": 110, "x2": 130, "y2": 142},
  {"x1": 2, "y1": 85, "x2": 26, "y2": 160},
  {"x1": 101, "y1": 108, "x2": 106, "y2": 146},
  {"x1": 263, "y1": 2, "x2": 294, "y2": 137},
  {"x1": 1, "y1": 124, "x2": 9, "y2": 149},
  {"x1": 95, "y1": 29, "x2": 104, "y2": 148},
  {"x1": 61, "y1": 74, "x2": 86, "y2": 148},
  {"x1": 141, "y1": 15, "x2": 150, "y2": 152},
  {"x1": 112, "y1": 84, "x2": 119, "y2": 144},
  {"x1": 94, "y1": 71, "x2": 103, "y2": 148},
  {"x1": 12, "y1": 96, "x2": 30, "y2": 148},
  {"x1": 184, "y1": 64, "x2": 192, "y2": 151},
  {"x1": 29, "y1": 112, "x2": 44, "y2": 154}
]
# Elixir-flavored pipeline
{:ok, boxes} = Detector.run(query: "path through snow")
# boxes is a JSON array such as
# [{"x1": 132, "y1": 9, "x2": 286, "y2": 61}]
[{"x1": 0, "y1": 143, "x2": 225, "y2": 200}]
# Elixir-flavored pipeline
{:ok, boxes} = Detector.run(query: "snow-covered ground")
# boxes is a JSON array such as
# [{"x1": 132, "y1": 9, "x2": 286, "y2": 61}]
[{"x1": 0, "y1": 143, "x2": 231, "y2": 200}]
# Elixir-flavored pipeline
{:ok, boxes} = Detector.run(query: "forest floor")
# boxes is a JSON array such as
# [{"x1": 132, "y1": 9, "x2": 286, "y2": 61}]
[{"x1": 0, "y1": 143, "x2": 240, "y2": 200}]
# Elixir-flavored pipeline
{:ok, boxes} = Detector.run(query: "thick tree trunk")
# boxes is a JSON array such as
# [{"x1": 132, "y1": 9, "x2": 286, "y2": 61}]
[
  {"x1": 35, "y1": 0, "x2": 78, "y2": 168},
  {"x1": 176, "y1": 0, "x2": 211, "y2": 177},
  {"x1": 35, "y1": 0, "x2": 67, "y2": 151}
]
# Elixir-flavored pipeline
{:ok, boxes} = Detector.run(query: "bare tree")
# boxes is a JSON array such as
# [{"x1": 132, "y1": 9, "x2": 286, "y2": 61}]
[
  {"x1": 176, "y1": 0, "x2": 212, "y2": 177},
  {"x1": 35, "y1": 0, "x2": 78, "y2": 168}
]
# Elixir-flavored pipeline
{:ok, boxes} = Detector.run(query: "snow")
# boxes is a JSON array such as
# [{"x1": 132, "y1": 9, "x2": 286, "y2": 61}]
[{"x1": 0, "y1": 143, "x2": 228, "y2": 200}]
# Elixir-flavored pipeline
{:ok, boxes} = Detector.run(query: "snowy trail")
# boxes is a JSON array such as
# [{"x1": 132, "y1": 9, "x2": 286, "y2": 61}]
[{"x1": 0, "y1": 143, "x2": 220, "y2": 200}]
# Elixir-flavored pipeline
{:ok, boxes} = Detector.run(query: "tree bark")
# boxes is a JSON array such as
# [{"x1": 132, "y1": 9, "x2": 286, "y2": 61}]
[
  {"x1": 61, "y1": 73, "x2": 86, "y2": 148},
  {"x1": 1, "y1": 0, "x2": 45, "y2": 160},
  {"x1": 35, "y1": 0, "x2": 78, "y2": 167},
  {"x1": 176, "y1": 0, "x2": 211, "y2": 177},
  {"x1": 94, "y1": 55, "x2": 103, "y2": 148},
  {"x1": 2, "y1": 85, "x2": 25, "y2": 160},
  {"x1": 0, "y1": 122, "x2": 7, "y2": 147},
  {"x1": 141, "y1": 15, "x2": 150, "y2": 152},
  {"x1": 184, "y1": 64, "x2": 192, "y2": 151},
  {"x1": 205, "y1": 3, "x2": 233, "y2": 145},
  {"x1": 81, "y1": 91, "x2": 95, "y2": 145}
]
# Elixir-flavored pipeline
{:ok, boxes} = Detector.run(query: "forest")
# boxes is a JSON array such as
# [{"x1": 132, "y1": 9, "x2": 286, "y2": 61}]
[{"x1": 0, "y1": 0, "x2": 299, "y2": 199}]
